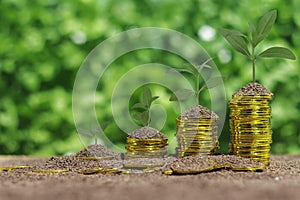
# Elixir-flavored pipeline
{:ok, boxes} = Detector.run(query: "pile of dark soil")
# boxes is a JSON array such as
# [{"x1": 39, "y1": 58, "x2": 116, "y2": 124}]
[
  {"x1": 75, "y1": 144, "x2": 120, "y2": 159},
  {"x1": 32, "y1": 155, "x2": 123, "y2": 173},
  {"x1": 128, "y1": 126, "x2": 167, "y2": 139},
  {"x1": 180, "y1": 105, "x2": 218, "y2": 119},
  {"x1": 234, "y1": 82, "x2": 273, "y2": 95}
]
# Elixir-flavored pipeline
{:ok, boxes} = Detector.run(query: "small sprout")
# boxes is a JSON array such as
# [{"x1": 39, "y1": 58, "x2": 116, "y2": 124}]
[
  {"x1": 169, "y1": 57, "x2": 222, "y2": 105},
  {"x1": 220, "y1": 9, "x2": 296, "y2": 83},
  {"x1": 132, "y1": 87, "x2": 159, "y2": 126}
]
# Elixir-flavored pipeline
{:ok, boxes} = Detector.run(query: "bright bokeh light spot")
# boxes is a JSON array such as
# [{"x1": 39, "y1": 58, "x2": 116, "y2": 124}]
[
  {"x1": 71, "y1": 30, "x2": 87, "y2": 44},
  {"x1": 197, "y1": 25, "x2": 216, "y2": 41},
  {"x1": 218, "y1": 49, "x2": 232, "y2": 63}
]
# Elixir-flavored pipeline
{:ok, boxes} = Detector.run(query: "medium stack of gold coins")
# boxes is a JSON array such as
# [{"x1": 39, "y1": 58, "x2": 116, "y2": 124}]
[
  {"x1": 125, "y1": 138, "x2": 168, "y2": 159},
  {"x1": 230, "y1": 94, "x2": 273, "y2": 165},
  {"x1": 176, "y1": 117, "x2": 218, "y2": 157}
]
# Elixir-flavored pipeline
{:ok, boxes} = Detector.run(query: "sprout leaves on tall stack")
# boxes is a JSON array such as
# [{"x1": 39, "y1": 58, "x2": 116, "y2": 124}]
[
  {"x1": 170, "y1": 58, "x2": 221, "y2": 157},
  {"x1": 221, "y1": 9, "x2": 296, "y2": 166},
  {"x1": 220, "y1": 10, "x2": 295, "y2": 83}
]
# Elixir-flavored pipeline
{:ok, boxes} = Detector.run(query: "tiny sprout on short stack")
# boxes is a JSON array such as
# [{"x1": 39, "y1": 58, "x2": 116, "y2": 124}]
[
  {"x1": 127, "y1": 87, "x2": 168, "y2": 159},
  {"x1": 131, "y1": 87, "x2": 159, "y2": 126}
]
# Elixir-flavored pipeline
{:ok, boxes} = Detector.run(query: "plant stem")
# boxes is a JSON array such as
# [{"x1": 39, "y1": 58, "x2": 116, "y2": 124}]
[
  {"x1": 147, "y1": 116, "x2": 150, "y2": 127},
  {"x1": 251, "y1": 45, "x2": 256, "y2": 83},
  {"x1": 196, "y1": 75, "x2": 200, "y2": 105}
]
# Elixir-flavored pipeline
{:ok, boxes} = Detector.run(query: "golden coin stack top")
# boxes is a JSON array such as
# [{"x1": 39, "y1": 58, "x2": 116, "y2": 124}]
[
  {"x1": 176, "y1": 105, "x2": 219, "y2": 157},
  {"x1": 125, "y1": 127, "x2": 168, "y2": 159},
  {"x1": 229, "y1": 82, "x2": 273, "y2": 166}
]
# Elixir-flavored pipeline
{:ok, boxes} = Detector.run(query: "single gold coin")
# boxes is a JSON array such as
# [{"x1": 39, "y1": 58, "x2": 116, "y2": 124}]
[
  {"x1": 143, "y1": 168, "x2": 155, "y2": 173},
  {"x1": 163, "y1": 169, "x2": 173, "y2": 175},
  {"x1": 123, "y1": 163, "x2": 163, "y2": 169},
  {"x1": 230, "y1": 166, "x2": 265, "y2": 172},
  {"x1": 80, "y1": 168, "x2": 104, "y2": 175},
  {"x1": 32, "y1": 169, "x2": 69, "y2": 173},
  {"x1": 126, "y1": 145, "x2": 166, "y2": 149},
  {"x1": 171, "y1": 165, "x2": 215, "y2": 174},
  {"x1": 120, "y1": 169, "x2": 131, "y2": 174},
  {"x1": 104, "y1": 168, "x2": 124, "y2": 174},
  {"x1": 0, "y1": 166, "x2": 32, "y2": 171},
  {"x1": 232, "y1": 94, "x2": 273, "y2": 99},
  {"x1": 0, "y1": 167, "x2": 14, "y2": 171}
]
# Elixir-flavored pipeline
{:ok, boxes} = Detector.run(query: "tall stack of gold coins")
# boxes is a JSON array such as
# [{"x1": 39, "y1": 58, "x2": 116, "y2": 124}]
[
  {"x1": 176, "y1": 105, "x2": 219, "y2": 157},
  {"x1": 229, "y1": 82, "x2": 273, "y2": 166},
  {"x1": 125, "y1": 127, "x2": 168, "y2": 159}
]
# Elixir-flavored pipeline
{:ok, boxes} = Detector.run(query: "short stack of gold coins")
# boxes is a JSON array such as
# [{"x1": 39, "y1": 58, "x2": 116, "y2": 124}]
[
  {"x1": 125, "y1": 138, "x2": 168, "y2": 159},
  {"x1": 125, "y1": 127, "x2": 168, "y2": 159},
  {"x1": 176, "y1": 117, "x2": 219, "y2": 157},
  {"x1": 230, "y1": 94, "x2": 273, "y2": 166}
]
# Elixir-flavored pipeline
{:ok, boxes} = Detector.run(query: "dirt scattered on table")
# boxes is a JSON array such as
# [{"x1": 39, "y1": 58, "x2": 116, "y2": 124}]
[
  {"x1": 234, "y1": 82, "x2": 273, "y2": 96},
  {"x1": 164, "y1": 155, "x2": 265, "y2": 174},
  {"x1": 167, "y1": 156, "x2": 215, "y2": 174},
  {"x1": 1, "y1": 155, "x2": 300, "y2": 200},
  {"x1": 32, "y1": 155, "x2": 123, "y2": 173},
  {"x1": 123, "y1": 157, "x2": 176, "y2": 168},
  {"x1": 180, "y1": 105, "x2": 219, "y2": 119},
  {"x1": 209, "y1": 154, "x2": 265, "y2": 169},
  {"x1": 128, "y1": 126, "x2": 167, "y2": 139}
]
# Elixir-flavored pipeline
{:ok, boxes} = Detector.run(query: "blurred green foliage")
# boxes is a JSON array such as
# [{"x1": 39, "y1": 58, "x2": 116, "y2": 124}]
[{"x1": 0, "y1": 0, "x2": 299, "y2": 155}]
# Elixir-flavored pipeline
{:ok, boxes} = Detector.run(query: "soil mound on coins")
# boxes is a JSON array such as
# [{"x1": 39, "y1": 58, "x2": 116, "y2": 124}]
[
  {"x1": 128, "y1": 127, "x2": 167, "y2": 139},
  {"x1": 180, "y1": 105, "x2": 218, "y2": 119},
  {"x1": 234, "y1": 82, "x2": 273, "y2": 96}
]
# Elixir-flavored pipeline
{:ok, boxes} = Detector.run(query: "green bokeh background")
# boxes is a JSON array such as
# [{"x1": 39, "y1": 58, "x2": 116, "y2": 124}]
[{"x1": 1, "y1": 0, "x2": 299, "y2": 156}]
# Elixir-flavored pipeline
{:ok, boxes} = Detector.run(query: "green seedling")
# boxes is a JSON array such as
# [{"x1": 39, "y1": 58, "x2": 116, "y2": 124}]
[
  {"x1": 169, "y1": 58, "x2": 222, "y2": 105},
  {"x1": 220, "y1": 9, "x2": 296, "y2": 83},
  {"x1": 131, "y1": 87, "x2": 159, "y2": 126}
]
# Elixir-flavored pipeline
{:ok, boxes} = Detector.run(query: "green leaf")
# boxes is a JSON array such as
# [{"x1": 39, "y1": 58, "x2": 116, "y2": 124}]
[
  {"x1": 255, "y1": 10, "x2": 277, "y2": 46},
  {"x1": 196, "y1": 57, "x2": 214, "y2": 72},
  {"x1": 101, "y1": 120, "x2": 110, "y2": 131},
  {"x1": 150, "y1": 96, "x2": 159, "y2": 104},
  {"x1": 169, "y1": 89, "x2": 194, "y2": 101},
  {"x1": 168, "y1": 68, "x2": 194, "y2": 75},
  {"x1": 173, "y1": 68, "x2": 194, "y2": 75},
  {"x1": 257, "y1": 47, "x2": 296, "y2": 60},
  {"x1": 141, "y1": 87, "x2": 152, "y2": 107},
  {"x1": 169, "y1": 93, "x2": 177, "y2": 101},
  {"x1": 133, "y1": 111, "x2": 149, "y2": 126},
  {"x1": 248, "y1": 22, "x2": 258, "y2": 46},
  {"x1": 222, "y1": 29, "x2": 248, "y2": 38},
  {"x1": 132, "y1": 103, "x2": 147, "y2": 110},
  {"x1": 220, "y1": 29, "x2": 250, "y2": 57}
]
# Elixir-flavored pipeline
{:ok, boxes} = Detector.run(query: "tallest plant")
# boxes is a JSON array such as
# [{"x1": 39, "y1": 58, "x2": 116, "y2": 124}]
[
  {"x1": 221, "y1": 9, "x2": 296, "y2": 166},
  {"x1": 221, "y1": 10, "x2": 295, "y2": 82}
]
